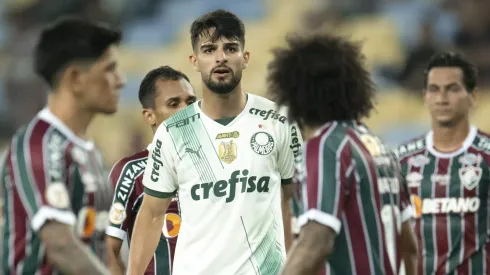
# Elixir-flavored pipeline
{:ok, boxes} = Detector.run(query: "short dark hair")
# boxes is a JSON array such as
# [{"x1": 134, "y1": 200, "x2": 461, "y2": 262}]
[
  {"x1": 34, "y1": 17, "x2": 122, "y2": 88},
  {"x1": 267, "y1": 33, "x2": 375, "y2": 127},
  {"x1": 424, "y1": 52, "x2": 478, "y2": 92},
  {"x1": 139, "y1": 66, "x2": 190, "y2": 108},
  {"x1": 190, "y1": 9, "x2": 245, "y2": 51}
]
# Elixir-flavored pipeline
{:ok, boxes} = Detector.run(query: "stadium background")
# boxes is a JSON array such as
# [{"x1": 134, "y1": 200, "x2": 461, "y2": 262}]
[{"x1": 0, "y1": 0, "x2": 490, "y2": 256}]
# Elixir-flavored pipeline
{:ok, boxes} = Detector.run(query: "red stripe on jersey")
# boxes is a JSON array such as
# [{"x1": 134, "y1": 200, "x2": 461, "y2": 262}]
[
  {"x1": 434, "y1": 158, "x2": 450, "y2": 274},
  {"x1": 349, "y1": 132, "x2": 394, "y2": 275},
  {"x1": 347, "y1": 172, "x2": 373, "y2": 274},
  {"x1": 305, "y1": 133, "x2": 321, "y2": 210},
  {"x1": 403, "y1": 151, "x2": 426, "y2": 275},
  {"x1": 460, "y1": 146, "x2": 479, "y2": 275},
  {"x1": 27, "y1": 120, "x2": 51, "y2": 206}
]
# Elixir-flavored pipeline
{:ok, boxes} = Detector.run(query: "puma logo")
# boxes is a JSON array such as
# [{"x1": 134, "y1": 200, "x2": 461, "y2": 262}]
[{"x1": 185, "y1": 145, "x2": 202, "y2": 159}]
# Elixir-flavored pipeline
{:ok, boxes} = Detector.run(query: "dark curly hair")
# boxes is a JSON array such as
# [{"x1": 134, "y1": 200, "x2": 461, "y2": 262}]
[{"x1": 267, "y1": 33, "x2": 376, "y2": 128}]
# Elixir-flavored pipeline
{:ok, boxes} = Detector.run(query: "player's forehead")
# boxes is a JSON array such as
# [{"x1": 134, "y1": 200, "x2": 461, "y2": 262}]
[
  {"x1": 427, "y1": 67, "x2": 464, "y2": 86},
  {"x1": 197, "y1": 28, "x2": 241, "y2": 48},
  {"x1": 154, "y1": 78, "x2": 195, "y2": 101}
]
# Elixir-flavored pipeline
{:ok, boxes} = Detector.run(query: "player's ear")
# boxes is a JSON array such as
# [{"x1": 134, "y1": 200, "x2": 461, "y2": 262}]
[
  {"x1": 189, "y1": 53, "x2": 199, "y2": 72},
  {"x1": 242, "y1": 51, "x2": 250, "y2": 69},
  {"x1": 469, "y1": 88, "x2": 477, "y2": 107},
  {"x1": 142, "y1": 108, "x2": 156, "y2": 126},
  {"x1": 65, "y1": 64, "x2": 85, "y2": 95}
]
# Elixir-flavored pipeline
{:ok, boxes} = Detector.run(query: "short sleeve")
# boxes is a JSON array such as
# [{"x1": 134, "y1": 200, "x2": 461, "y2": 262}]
[
  {"x1": 142, "y1": 126, "x2": 178, "y2": 198},
  {"x1": 277, "y1": 121, "x2": 304, "y2": 181},
  {"x1": 105, "y1": 158, "x2": 141, "y2": 240},
  {"x1": 12, "y1": 131, "x2": 77, "y2": 232},
  {"x1": 297, "y1": 135, "x2": 352, "y2": 235}
]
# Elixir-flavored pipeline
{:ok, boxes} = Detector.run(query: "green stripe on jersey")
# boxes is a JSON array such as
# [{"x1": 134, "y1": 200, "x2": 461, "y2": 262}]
[
  {"x1": 329, "y1": 227, "x2": 354, "y2": 275},
  {"x1": 165, "y1": 106, "x2": 219, "y2": 202},
  {"x1": 1, "y1": 162, "x2": 11, "y2": 274},
  {"x1": 21, "y1": 234, "x2": 41, "y2": 274},
  {"x1": 254, "y1": 218, "x2": 283, "y2": 274},
  {"x1": 421, "y1": 154, "x2": 437, "y2": 275},
  {"x1": 350, "y1": 141, "x2": 382, "y2": 274},
  {"x1": 13, "y1": 129, "x2": 39, "y2": 214},
  {"x1": 446, "y1": 157, "x2": 465, "y2": 273},
  {"x1": 144, "y1": 187, "x2": 176, "y2": 199},
  {"x1": 319, "y1": 126, "x2": 347, "y2": 215},
  {"x1": 155, "y1": 237, "x2": 172, "y2": 275}
]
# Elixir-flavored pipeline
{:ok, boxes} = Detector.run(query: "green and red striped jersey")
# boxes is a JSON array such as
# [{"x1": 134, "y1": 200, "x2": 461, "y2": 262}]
[
  {"x1": 0, "y1": 108, "x2": 113, "y2": 275},
  {"x1": 396, "y1": 125, "x2": 490, "y2": 275},
  {"x1": 105, "y1": 149, "x2": 181, "y2": 275},
  {"x1": 293, "y1": 121, "x2": 413, "y2": 275}
]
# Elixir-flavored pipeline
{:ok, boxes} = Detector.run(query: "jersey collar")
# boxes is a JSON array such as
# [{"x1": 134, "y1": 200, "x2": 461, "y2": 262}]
[
  {"x1": 37, "y1": 108, "x2": 95, "y2": 151},
  {"x1": 425, "y1": 125, "x2": 477, "y2": 158}
]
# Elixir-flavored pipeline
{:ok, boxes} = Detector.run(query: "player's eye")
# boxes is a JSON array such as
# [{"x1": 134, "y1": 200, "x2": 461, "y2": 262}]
[
  {"x1": 168, "y1": 102, "x2": 178, "y2": 107},
  {"x1": 448, "y1": 85, "x2": 461, "y2": 92},
  {"x1": 187, "y1": 99, "x2": 196, "y2": 105},
  {"x1": 203, "y1": 48, "x2": 214, "y2": 54},
  {"x1": 427, "y1": 86, "x2": 439, "y2": 93},
  {"x1": 226, "y1": 47, "x2": 237, "y2": 53}
]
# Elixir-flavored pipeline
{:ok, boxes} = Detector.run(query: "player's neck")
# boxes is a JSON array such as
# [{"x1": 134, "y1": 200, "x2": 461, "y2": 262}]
[
  {"x1": 431, "y1": 119, "x2": 471, "y2": 153},
  {"x1": 47, "y1": 92, "x2": 94, "y2": 139},
  {"x1": 200, "y1": 85, "x2": 247, "y2": 120}
]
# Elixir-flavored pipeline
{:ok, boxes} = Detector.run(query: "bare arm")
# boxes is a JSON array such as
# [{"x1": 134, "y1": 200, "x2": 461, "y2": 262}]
[
  {"x1": 105, "y1": 235, "x2": 125, "y2": 275},
  {"x1": 128, "y1": 194, "x2": 172, "y2": 274},
  {"x1": 39, "y1": 221, "x2": 109, "y2": 275},
  {"x1": 281, "y1": 182, "x2": 293, "y2": 253},
  {"x1": 400, "y1": 220, "x2": 418, "y2": 275},
  {"x1": 281, "y1": 221, "x2": 335, "y2": 275}
]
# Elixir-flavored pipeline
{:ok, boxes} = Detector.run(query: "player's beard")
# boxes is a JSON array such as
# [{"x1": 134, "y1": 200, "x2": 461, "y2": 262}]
[{"x1": 203, "y1": 69, "x2": 241, "y2": 95}]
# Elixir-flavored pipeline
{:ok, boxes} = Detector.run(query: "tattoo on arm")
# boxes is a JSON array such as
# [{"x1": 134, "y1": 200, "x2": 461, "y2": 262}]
[
  {"x1": 282, "y1": 221, "x2": 336, "y2": 275},
  {"x1": 40, "y1": 221, "x2": 109, "y2": 275}
]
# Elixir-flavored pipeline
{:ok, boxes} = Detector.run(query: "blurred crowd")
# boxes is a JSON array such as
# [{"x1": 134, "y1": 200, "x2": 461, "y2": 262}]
[{"x1": 1, "y1": 0, "x2": 490, "y2": 166}]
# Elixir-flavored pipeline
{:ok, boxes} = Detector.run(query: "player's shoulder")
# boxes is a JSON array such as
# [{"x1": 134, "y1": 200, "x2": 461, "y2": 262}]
[
  {"x1": 109, "y1": 149, "x2": 149, "y2": 180},
  {"x1": 394, "y1": 134, "x2": 427, "y2": 160},
  {"x1": 157, "y1": 102, "x2": 200, "y2": 136},
  {"x1": 308, "y1": 121, "x2": 351, "y2": 150},
  {"x1": 472, "y1": 128, "x2": 490, "y2": 154},
  {"x1": 246, "y1": 94, "x2": 292, "y2": 125}
]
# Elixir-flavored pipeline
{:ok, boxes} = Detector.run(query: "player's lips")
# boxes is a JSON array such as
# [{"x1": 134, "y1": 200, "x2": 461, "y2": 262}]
[{"x1": 212, "y1": 67, "x2": 231, "y2": 76}]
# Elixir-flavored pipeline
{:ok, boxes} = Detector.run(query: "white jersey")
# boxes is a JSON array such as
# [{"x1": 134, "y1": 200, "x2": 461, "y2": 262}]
[{"x1": 143, "y1": 94, "x2": 303, "y2": 275}]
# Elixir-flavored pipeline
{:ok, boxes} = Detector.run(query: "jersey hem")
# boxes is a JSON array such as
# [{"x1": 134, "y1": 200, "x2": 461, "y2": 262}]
[
  {"x1": 105, "y1": 226, "x2": 127, "y2": 240},
  {"x1": 298, "y1": 209, "x2": 341, "y2": 234},
  {"x1": 144, "y1": 187, "x2": 176, "y2": 199},
  {"x1": 401, "y1": 206, "x2": 415, "y2": 222},
  {"x1": 31, "y1": 206, "x2": 77, "y2": 232}
]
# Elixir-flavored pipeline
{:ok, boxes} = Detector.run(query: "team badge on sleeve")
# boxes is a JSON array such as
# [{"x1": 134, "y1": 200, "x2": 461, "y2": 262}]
[
  {"x1": 45, "y1": 183, "x2": 70, "y2": 208},
  {"x1": 109, "y1": 202, "x2": 126, "y2": 225}
]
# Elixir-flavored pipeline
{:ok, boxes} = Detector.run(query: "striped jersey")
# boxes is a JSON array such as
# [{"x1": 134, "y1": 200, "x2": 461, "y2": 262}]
[
  {"x1": 396, "y1": 125, "x2": 490, "y2": 275},
  {"x1": 105, "y1": 149, "x2": 180, "y2": 274},
  {"x1": 0, "y1": 108, "x2": 113, "y2": 275},
  {"x1": 293, "y1": 121, "x2": 413, "y2": 275},
  {"x1": 143, "y1": 94, "x2": 303, "y2": 275}
]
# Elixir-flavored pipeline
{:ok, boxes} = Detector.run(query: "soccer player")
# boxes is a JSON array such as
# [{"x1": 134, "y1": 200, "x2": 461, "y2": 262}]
[
  {"x1": 268, "y1": 33, "x2": 418, "y2": 275},
  {"x1": 105, "y1": 66, "x2": 197, "y2": 275},
  {"x1": 128, "y1": 9, "x2": 303, "y2": 275},
  {"x1": 0, "y1": 17, "x2": 125, "y2": 275},
  {"x1": 396, "y1": 52, "x2": 490, "y2": 275}
]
